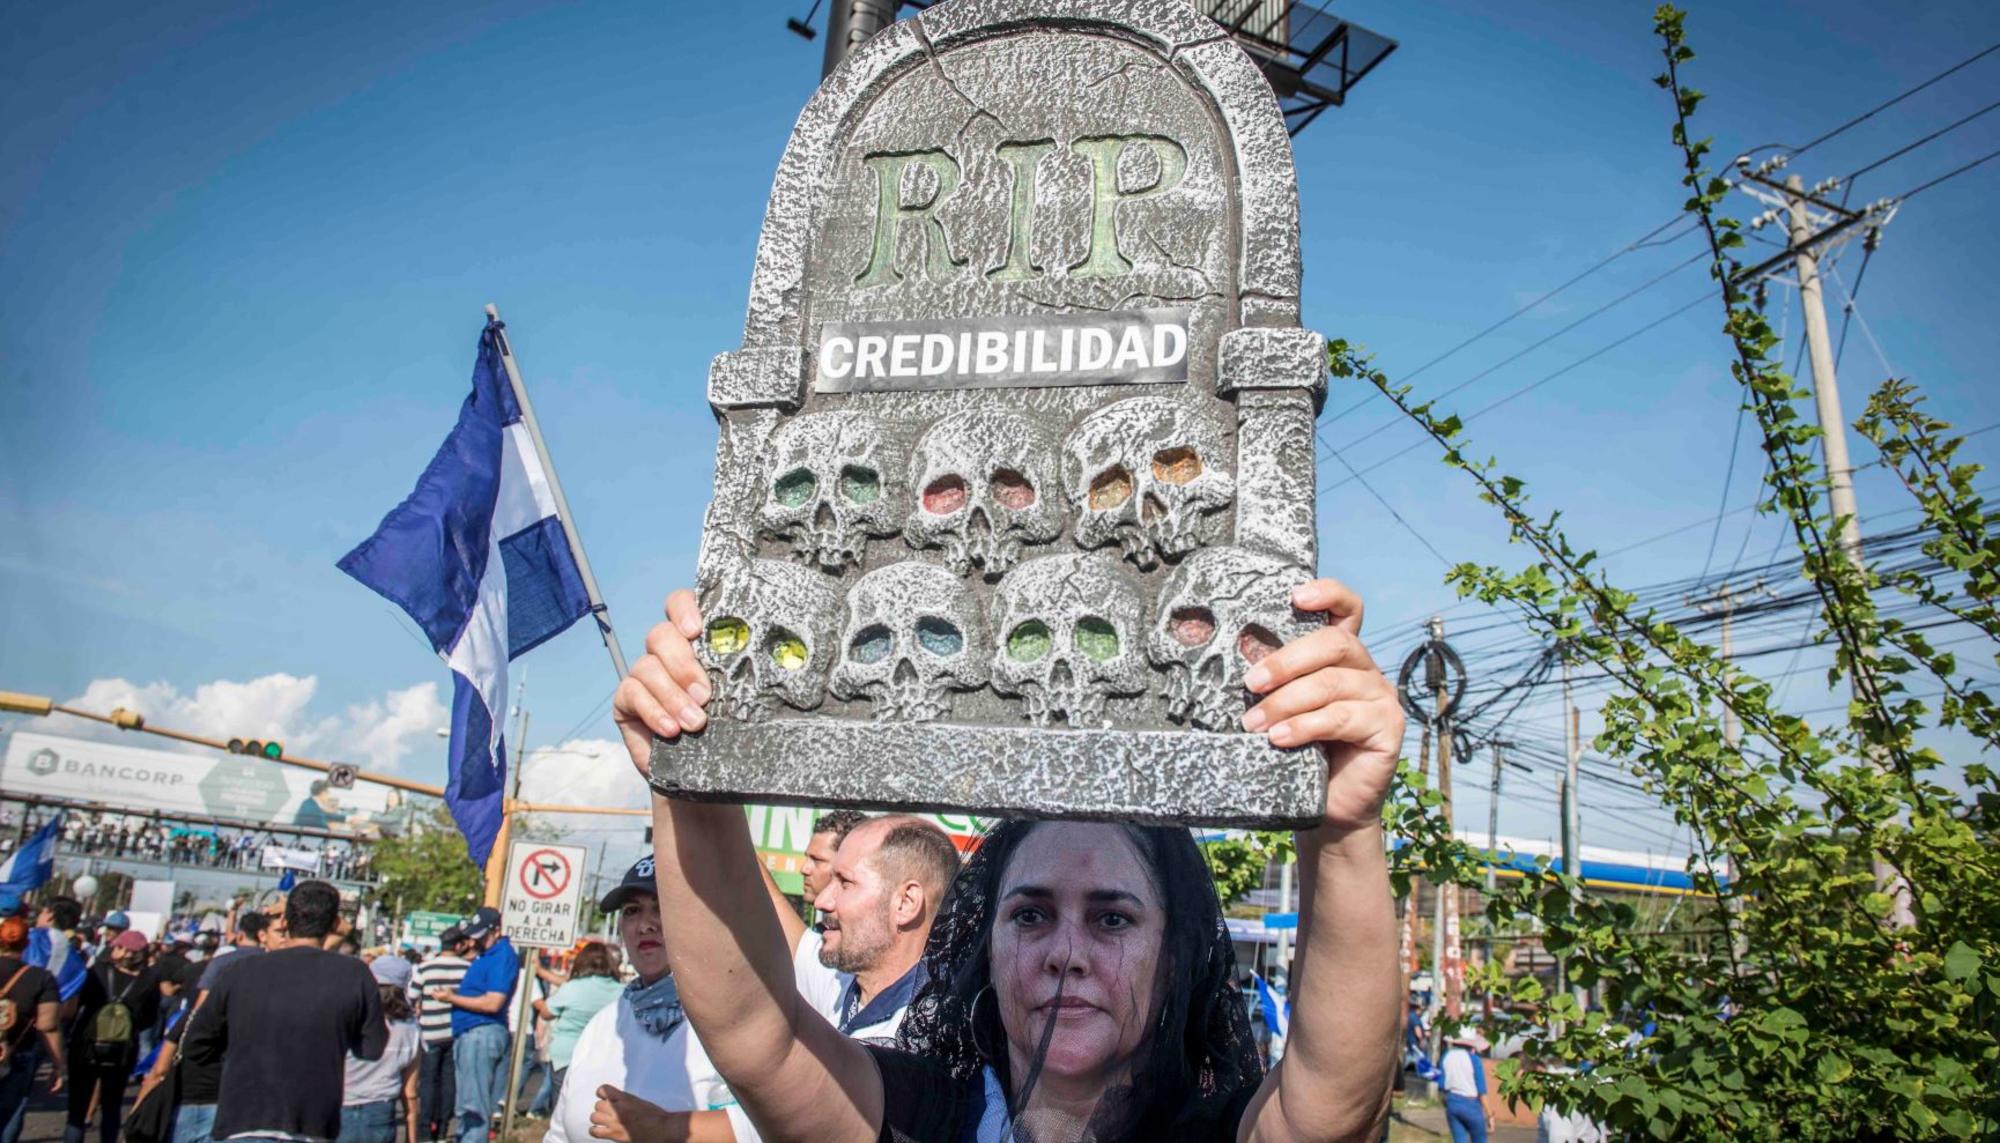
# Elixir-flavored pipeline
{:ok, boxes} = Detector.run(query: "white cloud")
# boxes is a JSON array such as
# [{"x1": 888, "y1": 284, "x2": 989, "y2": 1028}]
[
  {"x1": 45, "y1": 673, "x2": 448, "y2": 774},
  {"x1": 516, "y1": 737, "x2": 651, "y2": 846}
]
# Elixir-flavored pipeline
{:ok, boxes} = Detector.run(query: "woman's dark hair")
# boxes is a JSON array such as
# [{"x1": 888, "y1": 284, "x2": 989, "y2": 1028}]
[
  {"x1": 571, "y1": 942, "x2": 619, "y2": 980},
  {"x1": 380, "y1": 983, "x2": 414, "y2": 1021},
  {"x1": 897, "y1": 820, "x2": 1262, "y2": 1140}
]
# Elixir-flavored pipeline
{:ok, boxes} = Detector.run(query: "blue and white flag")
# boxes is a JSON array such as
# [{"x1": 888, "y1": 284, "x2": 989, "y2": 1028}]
[
  {"x1": 339, "y1": 321, "x2": 592, "y2": 866},
  {"x1": 277, "y1": 868, "x2": 298, "y2": 892},
  {"x1": 1255, "y1": 973, "x2": 1290, "y2": 1041},
  {"x1": 0, "y1": 812, "x2": 63, "y2": 899}
]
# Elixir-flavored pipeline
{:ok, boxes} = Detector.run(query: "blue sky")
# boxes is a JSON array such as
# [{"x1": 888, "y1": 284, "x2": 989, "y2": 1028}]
[{"x1": 4, "y1": 0, "x2": 1996, "y2": 858}]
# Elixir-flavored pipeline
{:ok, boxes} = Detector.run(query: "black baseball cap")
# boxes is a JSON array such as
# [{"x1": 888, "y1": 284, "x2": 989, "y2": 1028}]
[
  {"x1": 598, "y1": 856, "x2": 658, "y2": 914},
  {"x1": 460, "y1": 906, "x2": 502, "y2": 940}
]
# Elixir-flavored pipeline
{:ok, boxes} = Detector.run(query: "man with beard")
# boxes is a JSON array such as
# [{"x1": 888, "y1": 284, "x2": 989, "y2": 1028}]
[
  {"x1": 810, "y1": 816, "x2": 960, "y2": 1040},
  {"x1": 785, "y1": 811, "x2": 867, "y2": 1022}
]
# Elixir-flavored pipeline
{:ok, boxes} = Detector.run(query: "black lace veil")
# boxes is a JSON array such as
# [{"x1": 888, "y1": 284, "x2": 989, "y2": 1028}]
[{"x1": 895, "y1": 819, "x2": 1265, "y2": 1140}]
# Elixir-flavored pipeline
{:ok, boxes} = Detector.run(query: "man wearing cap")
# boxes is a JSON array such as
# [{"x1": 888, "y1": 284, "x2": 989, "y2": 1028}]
[
  {"x1": 412, "y1": 928, "x2": 472, "y2": 1142},
  {"x1": 428, "y1": 908, "x2": 517, "y2": 1143},
  {"x1": 183, "y1": 879, "x2": 386, "y2": 1143}
]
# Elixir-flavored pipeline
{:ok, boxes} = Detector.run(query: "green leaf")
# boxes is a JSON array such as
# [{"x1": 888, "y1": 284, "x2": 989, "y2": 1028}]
[{"x1": 1942, "y1": 940, "x2": 1980, "y2": 981}]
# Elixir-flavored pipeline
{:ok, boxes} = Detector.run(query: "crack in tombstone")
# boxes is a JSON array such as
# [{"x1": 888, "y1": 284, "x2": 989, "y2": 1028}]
[
  {"x1": 912, "y1": 19, "x2": 1011, "y2": 135},
  {"x1": 1142, "y1": 233, "x2": 1216, "y2": 293},
  {"x1": 1162, "y1": 32, "x2": 1233, "y2": 65},
  {"x1": 1083, "y1": 57, "x2": 1164, "y2": 90}
]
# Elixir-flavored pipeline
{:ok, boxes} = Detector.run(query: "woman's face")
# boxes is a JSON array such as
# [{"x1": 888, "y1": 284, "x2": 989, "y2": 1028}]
[
  {"x1": 989, "y1": 823, "x2": 1166, "y2": 1086},
  {"x1": 618, "y1": 893, "x2": 670, "y2": 983}
]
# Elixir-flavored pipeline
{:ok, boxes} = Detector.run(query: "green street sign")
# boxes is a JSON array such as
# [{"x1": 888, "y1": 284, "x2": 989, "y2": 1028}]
[{"x1": 406, "y1": 911, "x2": 461, "y2": 939}]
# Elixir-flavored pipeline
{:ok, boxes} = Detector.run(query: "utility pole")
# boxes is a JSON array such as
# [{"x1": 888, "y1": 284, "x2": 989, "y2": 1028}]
[
  {"x1": 1559, "y1": 645, "x2": 1584, "y2": 1013},
  {"x1": 1485, "y1": 741, "x2": 1506, "y2": 897},
  {"x1": 821, "y1": 0, "x2": 900, "y2": 76},
  {"x1": 1690, "y1": 580, "x2": 1770, "y2": 748},
  {"x1": 1425, "y1": 618, "x2": 1463, "y2": 1036},
  {"x1": 482, "y1": 680, "x2": 530, "y2": 908},
  {"x1": 1398, "y1": 723, "x2": 1432, "y2": 979},
  {"x1": 1734, "y1": 163, "x2": 1912, "y2": 928}
]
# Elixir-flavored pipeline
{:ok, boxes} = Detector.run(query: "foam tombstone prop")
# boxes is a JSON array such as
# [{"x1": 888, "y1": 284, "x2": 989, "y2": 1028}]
[{"x1": 654, "y1": 0, "x2": 1330, "y2": 826}]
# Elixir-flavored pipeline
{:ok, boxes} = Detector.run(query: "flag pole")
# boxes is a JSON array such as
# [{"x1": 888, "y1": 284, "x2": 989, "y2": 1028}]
[{"x1": 483, "y1": 304, "x2": 631, "y2": 682}]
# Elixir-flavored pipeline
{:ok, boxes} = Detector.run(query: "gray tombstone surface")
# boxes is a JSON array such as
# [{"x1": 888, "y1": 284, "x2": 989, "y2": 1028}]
[{"x1": 652, "y1": 0, "x2": 1331, "y2": 827}]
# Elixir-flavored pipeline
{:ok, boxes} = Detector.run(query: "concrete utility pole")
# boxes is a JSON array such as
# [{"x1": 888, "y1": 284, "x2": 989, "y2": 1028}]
[
  {"x1": 1735, "y1": 165, "x2": 1912, "y2": 928},
  {"x1": 1690, "y1": 580, "x2": 1770, "y2": 748},
  {"x1": 1785, "y1": 174, "x2": 1865, "y2": 563},
  {"x1": 822, "y1": 0, "x2": 900, "y2": 76},
  {"x1": 1398, "y1": 723, "x2": 1432, "y2": 979},
  {"x1": 1425, "y1": 617, "x2": 1462, "y2": 1033},
  {"x1": 1559, "y1": 646, "x2": 1584, "y2": 1012}
]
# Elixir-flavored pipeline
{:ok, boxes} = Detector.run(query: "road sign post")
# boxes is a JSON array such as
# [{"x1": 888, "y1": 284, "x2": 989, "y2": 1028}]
[{"x1": 498, "y1": 840, "x2": 587, "y2": 1138}]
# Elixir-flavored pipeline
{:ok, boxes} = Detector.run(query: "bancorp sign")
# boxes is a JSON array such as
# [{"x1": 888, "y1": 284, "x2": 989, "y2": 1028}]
[{"x1": 1, "y1": 731, "x2": 398, "y2": 833}]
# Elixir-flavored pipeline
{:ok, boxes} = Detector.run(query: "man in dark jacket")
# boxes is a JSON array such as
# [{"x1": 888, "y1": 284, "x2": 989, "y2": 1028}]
[{"x1": 184, "y1": 881, "x2": 386, "y2": 1142}]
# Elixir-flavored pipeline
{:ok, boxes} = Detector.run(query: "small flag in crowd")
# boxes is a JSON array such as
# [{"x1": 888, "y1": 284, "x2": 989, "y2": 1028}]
[
  {"x1": 278, "y1": 868, "x2": 298, "y2": 892},
  {"x1": 1255, "y1": 973, "x2": 1290, "y2": 1041},
  {"x1": 339, "y1": 320, "x2": 592, "y2": 866},
  {"x1": 0, "y1": 811, "x2": 64, "y2": 898}
]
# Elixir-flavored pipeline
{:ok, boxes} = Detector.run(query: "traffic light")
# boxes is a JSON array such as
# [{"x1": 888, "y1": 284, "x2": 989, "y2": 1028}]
[{"x1": 227, "y1": 738, "x2": 284, "y2": 760}]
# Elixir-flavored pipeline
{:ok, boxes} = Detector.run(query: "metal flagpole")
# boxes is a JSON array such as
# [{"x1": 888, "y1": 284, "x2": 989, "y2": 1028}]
[{"x1": 484, "y1": 303, "x2": 632, "y2": 682}]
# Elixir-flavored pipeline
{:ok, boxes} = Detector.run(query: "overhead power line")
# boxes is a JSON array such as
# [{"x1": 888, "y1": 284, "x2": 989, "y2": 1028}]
[
  {"x1": 1841, "y1": 97, "x2": 2000, "y2": 183},
  {"x1": 1891, "y1": 144, "x2": 2000, "y2": 202},
  {"x1": 1785, "y1": 41, "x2": 2000, "y2": 159},
  {"x1": 1320, "y1": 292, "x2": 1711, "y2": 495}
]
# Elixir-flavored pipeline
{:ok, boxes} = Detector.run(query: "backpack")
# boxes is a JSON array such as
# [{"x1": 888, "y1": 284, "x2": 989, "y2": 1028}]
[
  {"x1": 88, "y1": 971, "x2": 142, "y2": 1066},
  {"x1": 0, "y1": 965, "x2": 32, "y2": 1065}
]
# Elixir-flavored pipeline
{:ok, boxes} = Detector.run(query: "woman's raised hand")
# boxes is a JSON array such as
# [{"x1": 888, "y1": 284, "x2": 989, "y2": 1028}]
[
  {"x1": 1239, "y1": 577, "x2": 1403, "y2": 835},
  {"x1": 612, "y1": 588, "x2": 711, "y2": 778}
]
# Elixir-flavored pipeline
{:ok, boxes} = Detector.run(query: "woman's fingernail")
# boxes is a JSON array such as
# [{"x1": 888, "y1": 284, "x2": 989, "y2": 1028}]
[
  {"x1": 1241, "y1": 707, "x2": 1268, "y2": 732},
  {"x1": 1291, "y1": 583, "x2": 1313, "y2": 604},
  {"x1": 1268, "y1": 721, "x2": 1297, "y2": 746},
  {"x1": 690, "y1": 681, "x2": 712, "y2": 704},
  {"x1": 654, "y1": 716, "x2": 678, "y2": 737},
  {"x1": 679, "y1": 704, "x2": 706, "y2": 729},
  {"x1": 1245, "y1": 665, "x2": 1271, "y2": 691}
]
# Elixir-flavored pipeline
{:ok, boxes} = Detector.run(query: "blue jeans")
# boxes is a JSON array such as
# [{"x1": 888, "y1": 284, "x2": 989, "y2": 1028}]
[
  {"x1": 1444, "y1": 1093, "x2": 1488, "y2": 1143},
  {"x1": 337, "y1": 1099, "x2": 398, "y2": 1143},
  {"x1": 452, "y1": 1024, "x2": 509, "y2": 1143},
  {"x1": 0, "y1": 1051, "x2": 37, "y2": 1143},
  {"x1": 172, "y1": 1102, "x2": 217, "y2": 1143}
]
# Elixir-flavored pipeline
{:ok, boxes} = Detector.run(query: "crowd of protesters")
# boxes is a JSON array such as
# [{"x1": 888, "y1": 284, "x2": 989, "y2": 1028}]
[
  {"x1": 9, "y1": 812, "x2": 377, "y2": 882},
  {"x1": 0, "y1": 806, "x2": 1043, "y2": 1143},
  {"x1": 0, "y1": 567, "x2": 1413, "y2": 1143}
]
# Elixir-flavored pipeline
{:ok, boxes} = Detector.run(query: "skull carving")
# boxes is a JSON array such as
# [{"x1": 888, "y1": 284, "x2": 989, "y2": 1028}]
[
  {"x1": 758, "y1": 410, "x2": 905, "y2": 572},
  {"x1": 989, "y1": 553, "x2": 1147, "y2": 727},
  {"x1": 1145, "y1": 547, "x2": 1322, "y2": 730},
  {"x1": 905, "y1": 411, "x2": 1065, "y2": 579},
  {"x1": 830, "y1": 561, "x2": 991, "y2": 722},
  {"x1": 697, "y1": 559, "x2": 840, "y2": 722},
  {"x1": 1061, "y1": 396, "x2": 1235, "y2": 570}
]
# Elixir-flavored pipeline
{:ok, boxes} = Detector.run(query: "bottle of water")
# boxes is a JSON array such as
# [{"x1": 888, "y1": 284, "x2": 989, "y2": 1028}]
[{"x1": 706, "y1": 1081, "x2": 738, "y2": 1111}]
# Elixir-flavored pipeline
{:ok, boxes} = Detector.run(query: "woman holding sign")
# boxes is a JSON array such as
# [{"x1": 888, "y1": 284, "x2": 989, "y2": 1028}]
[{"x1": 612, "y1": 579, "x2": 1401, "y2": 1141}]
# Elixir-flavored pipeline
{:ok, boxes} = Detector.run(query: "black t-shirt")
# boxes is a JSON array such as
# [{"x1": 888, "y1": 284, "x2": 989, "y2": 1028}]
[
  {"x1": 68, "y1": 964, "x2": 162, "y2": 1070},
  {"x1": 0, "y1": 955, "x2": 59, "y2": 1054},
  {"x1": 168, "y1": 948, "x2": 264, "y2": 1105},
  {"x1": 183, "y1": 945, "x2": 387, "y2": 1141}
]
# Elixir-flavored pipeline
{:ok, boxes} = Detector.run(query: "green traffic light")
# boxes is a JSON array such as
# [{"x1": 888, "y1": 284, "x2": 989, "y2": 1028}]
[{"x1": 262, "y1": 741, "x2": 283, "y2": 759}]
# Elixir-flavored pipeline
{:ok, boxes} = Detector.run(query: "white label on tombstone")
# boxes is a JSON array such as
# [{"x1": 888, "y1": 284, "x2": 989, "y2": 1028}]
[{"x1": 499, "y1": 840, "x2": 587, "y2": 949}]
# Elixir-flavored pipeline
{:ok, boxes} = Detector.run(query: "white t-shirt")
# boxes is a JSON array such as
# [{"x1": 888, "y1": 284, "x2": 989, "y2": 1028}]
[
  {"x1": 1440, "y1": 1046, "x2": 1484, "y2": 1099},
  {"x1": 344, "y1": 1020, "x2": 421, "y2": 1105},
  {"x1": 545, "y1": 997, "x2": 757, "y2": 1143},
  {"x1": 792, "y1": 929, "x2": 848, "y2": 1026}
]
